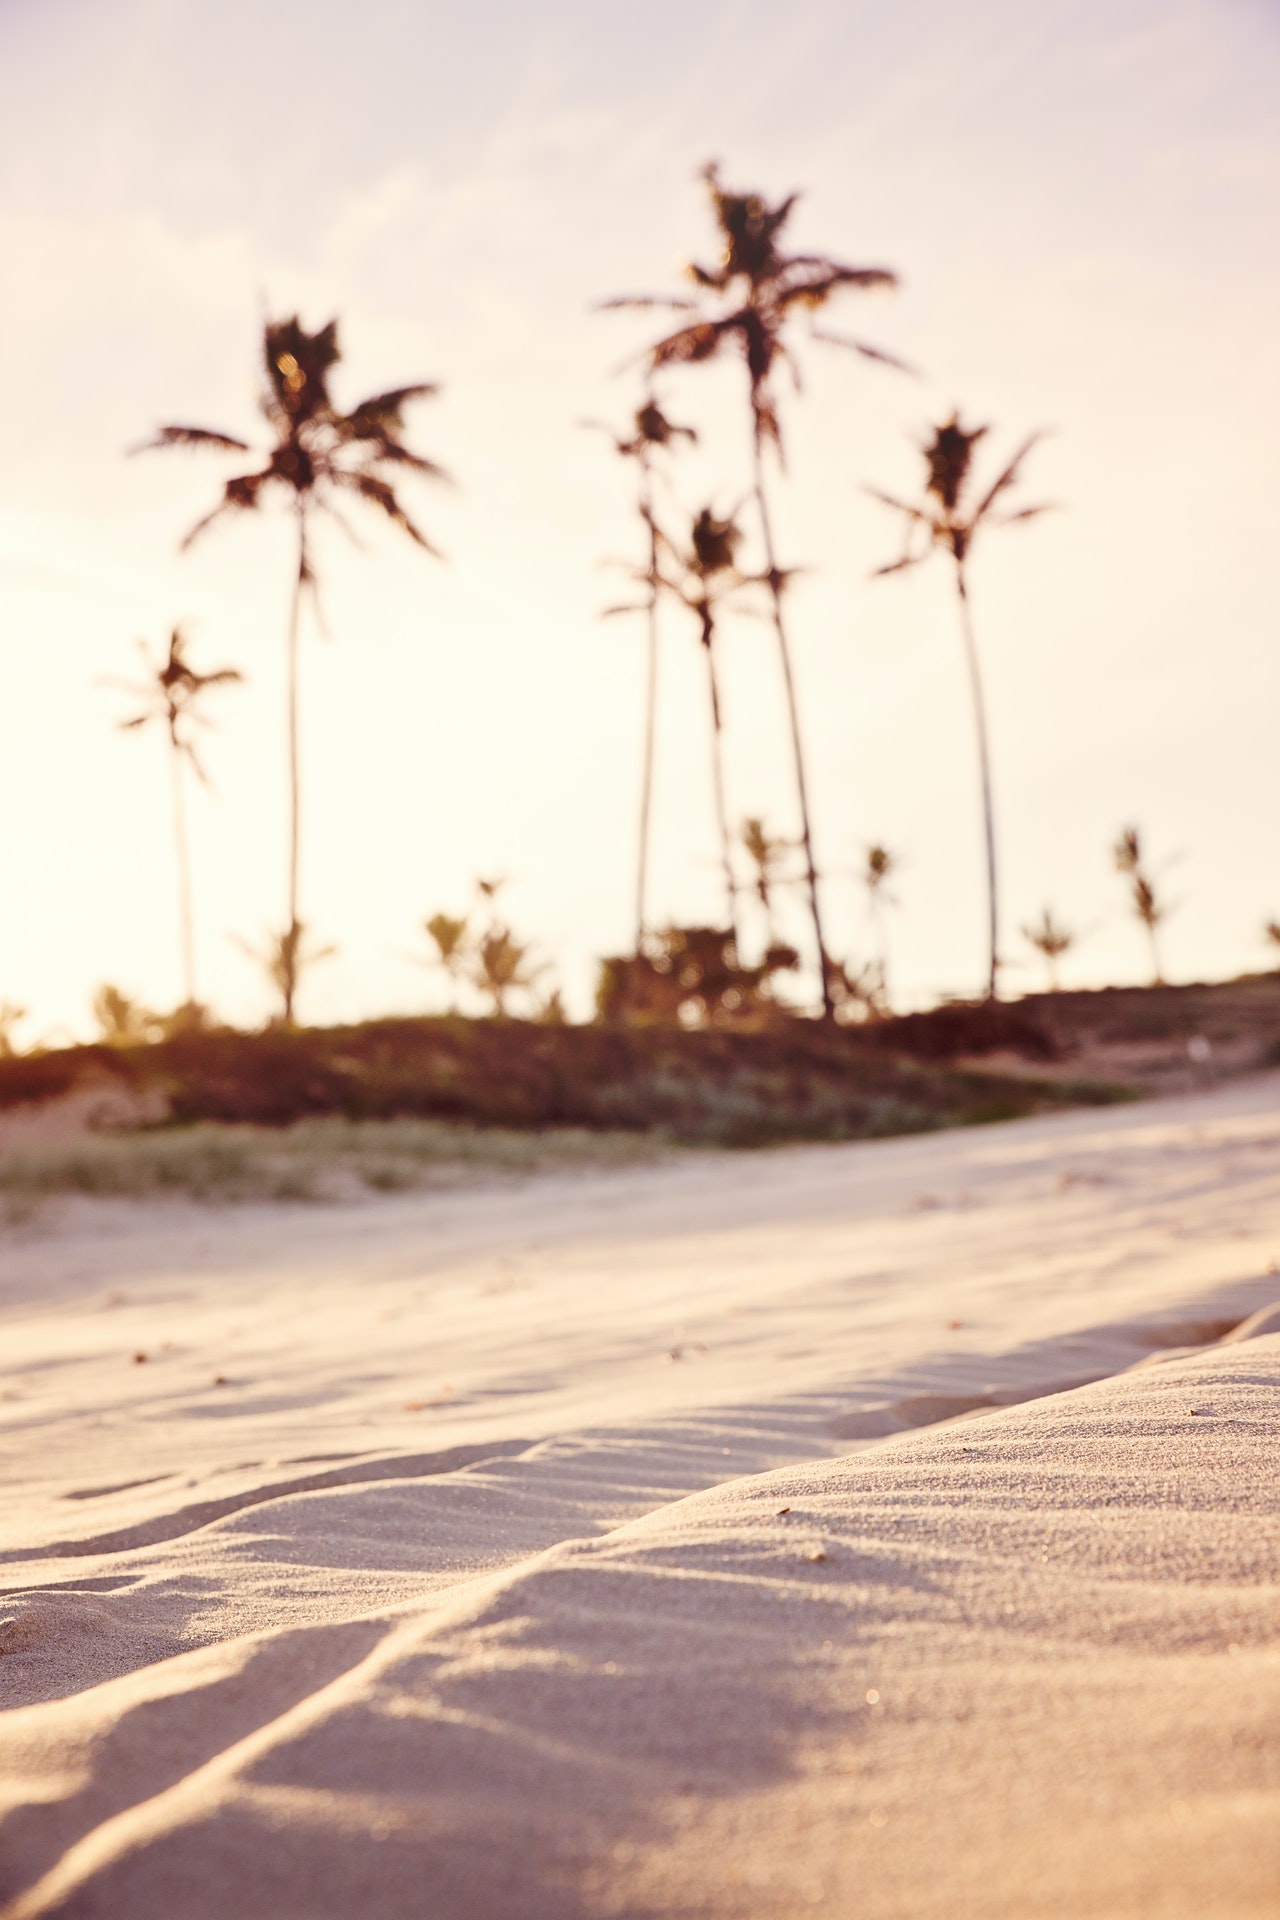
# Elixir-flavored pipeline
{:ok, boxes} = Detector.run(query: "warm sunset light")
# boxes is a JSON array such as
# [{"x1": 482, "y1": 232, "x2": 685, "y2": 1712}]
[{"x1": 1, "y1": 5, "x2": 1278, "y2": 1916}]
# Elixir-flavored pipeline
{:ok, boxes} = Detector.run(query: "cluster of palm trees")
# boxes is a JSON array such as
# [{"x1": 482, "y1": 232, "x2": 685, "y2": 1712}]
[
  {"x1": 597, "y1": 164, "x2": 1049, "y2": 1020},
  {"x1": 42, "y1": 160, "x2": 1265, "y2": 1041}
]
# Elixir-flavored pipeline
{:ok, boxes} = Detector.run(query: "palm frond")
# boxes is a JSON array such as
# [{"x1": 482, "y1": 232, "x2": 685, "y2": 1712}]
[
  {"x1": 135, "y1": 425, "x2": 250, "y2": 454},
  {"x1": 971, "y1": 432, "x2": 1045, "y2": 525},
  {"x1": 334, "y1": 470, "x2": 442, "y2": 555},
  {"x1": 872, "y1": 553, "x2": 925, "y2": 577},
  {"x1": 862, "y1": 485, "x2": 933, "y2": 527},
  {"x1": 996, "y1": 503, "x2": 1054, "y2": 526},
  {"x1": 647, "y1": 317, "x2": 735, "y2": 369},
  {"x1": 346, "y1": 384, "x2": 438, "y2": 432},
  {"x1": 809, "y1": 329, "x2": 917, "y2": 375},
  {"x1": 598, "y1": 295, "x2": 698, "y2": 313},
  {"x1": 179, "y1": 469, "x2": 271, "y2": 549}
]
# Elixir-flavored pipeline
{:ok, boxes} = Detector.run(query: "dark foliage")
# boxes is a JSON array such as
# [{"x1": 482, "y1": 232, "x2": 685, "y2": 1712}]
[{"x1": 0, "y1": 1014, "x2": 1126, "y2": 1148}]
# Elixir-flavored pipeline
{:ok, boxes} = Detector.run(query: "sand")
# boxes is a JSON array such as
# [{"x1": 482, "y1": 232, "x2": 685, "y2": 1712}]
[{"x1": 1, "y1": 1073, "x2": 1279, "y2": 1915}]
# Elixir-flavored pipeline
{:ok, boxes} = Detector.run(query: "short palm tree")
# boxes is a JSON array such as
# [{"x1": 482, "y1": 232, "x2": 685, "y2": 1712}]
[
  {"x1": 606, "y1": 165, "x2": 900, "y2": 1018},
  {"x1": 136, "y1": 316, "x2": 447, "y2": 1021},
  {"x1": 1022, "y1": 906, "x2": 1074, "y2": 992},
  {"x1": 862, "y1": 842, "x2": 899, "y2": 1006},
  {"x1": 1113, "y1": 827, "x2": 1170, "y2": 985},
  {"x1": 869, "y1": 414, "x2": 1049, "y2": 1002},
  {"x1": 741, "y1": 816, "x2": 795, "y2": 947},
  {"x1": 112, "y1": 625, "x2": 242, "y2": 1010},
  {"x1": 590, "y1": 398, "x2": 695, "y2": 949},
  {"x1": 423, "y1": 911, "x2": 470, "y2": 1013}
]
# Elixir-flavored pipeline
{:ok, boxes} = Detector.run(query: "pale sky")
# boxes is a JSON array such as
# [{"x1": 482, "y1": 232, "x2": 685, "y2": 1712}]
[{"x1": 1, "y1": 0, "x2": 1277, "y2": 1035}]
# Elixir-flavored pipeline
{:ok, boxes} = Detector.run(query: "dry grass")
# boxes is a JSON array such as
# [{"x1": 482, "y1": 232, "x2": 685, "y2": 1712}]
[{"x1": 0, "y1": 1116, "x2": 672, "y2": 1220}]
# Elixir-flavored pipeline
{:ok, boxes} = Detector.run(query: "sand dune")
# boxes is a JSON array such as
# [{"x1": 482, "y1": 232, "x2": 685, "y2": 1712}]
[{"x1": 2, "y1": 1076, "x2": 1279, "y2": 1915}]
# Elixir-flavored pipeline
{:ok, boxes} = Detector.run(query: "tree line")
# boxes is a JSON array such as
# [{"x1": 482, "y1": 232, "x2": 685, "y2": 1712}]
[{"x1": 3, "y1": 163, "x2": 1273, "y2": 1050}]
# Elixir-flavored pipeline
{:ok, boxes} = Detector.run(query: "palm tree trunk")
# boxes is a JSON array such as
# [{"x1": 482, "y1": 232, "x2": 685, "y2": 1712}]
[
  {"x1": 954, "y1": 564, "x2": 999, "y2": 1003},
  {"x1": 635, "y1": 464, "x2": 659, "y2": 952},
  {"x1": 1146, "y1": 921, "x2": 1164, "y2": 987},
  {"x1": 703, "y1": 637, "x2": 738, "y2": 940},
  {"x1": 750, "y1": 436, "x2": 833, "y2": 1019},
  {"x1": 169, "y1": 738, "x2": 196, "y2": 1007},
  {"x1": 283, "y1": 506, "x2": 308, "y2": 1022}
]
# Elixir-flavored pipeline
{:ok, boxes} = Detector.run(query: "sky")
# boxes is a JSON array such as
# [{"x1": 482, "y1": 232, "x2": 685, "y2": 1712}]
[{"x1": 0, "y1": 0, "x2": 1277, "y2": 1035}]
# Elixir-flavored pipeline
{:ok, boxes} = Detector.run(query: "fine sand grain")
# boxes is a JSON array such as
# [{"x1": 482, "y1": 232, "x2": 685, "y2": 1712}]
[{"x1": 1, "y1": 1074, "x2": 1279, "y2": 1915}]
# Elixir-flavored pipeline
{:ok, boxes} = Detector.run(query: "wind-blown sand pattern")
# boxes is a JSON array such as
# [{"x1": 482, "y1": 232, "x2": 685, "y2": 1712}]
[{"x1": 2, "y1": 1076, "x2": 1279, "y2": 1916}]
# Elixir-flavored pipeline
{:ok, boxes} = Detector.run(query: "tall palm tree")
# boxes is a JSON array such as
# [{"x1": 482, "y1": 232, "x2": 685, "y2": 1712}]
[
  {"x1": 113, "y1": 625, "x2": 242, "y2": 1009},
  {"x1": 869, "y1": 414, "x2": 1050, "y2": 1002},
  {"x1": 606, "y1": 165, "x2": 900, "y2": 1018},
  {"x1": 590, "y1": 399, "x2": 695, "y2": 950},
  {"x1": 653, "y1": 504, "x2": 751, "y2": 939},
  {"x1": 136, "y1": 316, "x2": 447, "y2": 1021}
]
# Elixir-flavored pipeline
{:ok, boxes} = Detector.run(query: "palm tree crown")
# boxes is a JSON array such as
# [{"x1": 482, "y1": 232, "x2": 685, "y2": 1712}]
[
  {"x1": 117, "y1": 626, "x2": 242, "y2": 781},
  {"x1": 871, "y1": 413, "x2": 1047, "y2": 576},
  {"x1": 137, "y1": 316, "x2": 447, "y2": 551},
  {"x1": 608, "y1": 164, "x2": 898, "y2": 456}
]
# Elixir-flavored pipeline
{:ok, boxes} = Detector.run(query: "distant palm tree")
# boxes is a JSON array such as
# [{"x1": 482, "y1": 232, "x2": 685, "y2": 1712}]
[
  {"x1": 237, "y1": 921, "x2": 337, "y2": 1027},
  {"x1": 423, "y1": 911, "x2": 470, "y2": 1013},
  {"x1": 112, "y1": 625, "x2": 241, "y2": 1010},
  {"x1": 1113, "y1": 826, "x2": 1170, "y2": 984},
  {"x1": 653, "y1": 504, "x2": 752, "y2": 938},
  {"x1": 1265, "y1": 919, "x2": 1280, "y2": 959},
  {"x1": 1022, "y1": 906, "x2": 1075, "y2": 992},
  {"x1": 741, "y1": 816, "x2": 794, "y2": 946},
  {"x1": 606, "y1": 165, "x2": 901, "y2": 1018},
  {"x1": 862, "y1": 842, "x2": 899, "y2": 1007},
  {"x1": 136, "y1": 316, "x2": 447, "y2": 1021},
  {"x1": 869, "y1": 414, "x2": 1050, "y2": 1002},
  {"x1": 590, "y1": 398, "x2": 695, "y2": 949}
]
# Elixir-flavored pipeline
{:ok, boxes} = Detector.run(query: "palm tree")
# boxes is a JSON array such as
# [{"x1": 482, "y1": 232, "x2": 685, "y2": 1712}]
[
  {"x1": 136, "y1": 316, "x2": 447, "y2": 1021},
  {"x1": 1022, "y1": 906, "x2": 1074, "y2": 992},
  {"x1": 1265, "y1": 919, "x2": 1280, "y2": 961},
  {"x1": 112, "y1": 625, "x2": 242, "y2": 1010},
  {"x1": 862, "y1": 842, "x2": 899, "y2": 1007},
  {"x1": 423, "y1": 911, "x2": 471, "y2": 1012},
  {"x1": 869, "y1": 414, "x2": 1050, "y2": 1002},
  {"x1": 606, "y1": 165, "x2": 901, "y2": 1018},
  {"x1": 1113, "y1": 826, "x2": 1170, "y2": 985},
  {"x1": 741, "y1": 816, "x2": 794, "y2": 946},
  {"x1": 653, "y1": 504, "x2": 752, "y2": 938},
  {"x1": 590, "y1": 398, "x2": 695, "y2": 948}
]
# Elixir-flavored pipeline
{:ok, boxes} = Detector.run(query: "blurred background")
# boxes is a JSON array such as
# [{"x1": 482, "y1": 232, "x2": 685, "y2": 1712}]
[{"x1": 0, "y1": 0, "x2": 1276, "y2": 1034}]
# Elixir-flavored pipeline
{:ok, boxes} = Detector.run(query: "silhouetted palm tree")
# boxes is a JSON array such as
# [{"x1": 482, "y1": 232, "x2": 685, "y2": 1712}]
[
  {"x1": 741, "y1": 816, "x2": 794, "y2": 946},
  {"x1": 423, "y1": 912, "x2": 470, "y2": 1013},
  {"x1": 869, "y1": 414, "x2": 1050, "y2": 1002},
  {"x1": 1265, "y1": 919, "x2": 1280, "y2": 960},
  {"x1": 654, "y1": 504, "x2": 752, "y2": 937},
  {"x1": 590, "y1": 399, "x2": 695, "y2": 949},
  {"x1": 112, "y1": 625, "x2": 241, "y2": 1010},
  {"x1": 136, "y1": 316, "x2": 447, "y2": 1021},
  {"x1": 1113, "y1": 826, "x2": 1170, "y2": 984},
  {"x1": 862, "y1": 842, "x2": 899, "y2": 1007},
  {"x1": 606, "y1": 165, "x2": 901, "y2": 1018},
  {"x1": 1022, "y1": 906, "x2": 1074, "y2": 992}
]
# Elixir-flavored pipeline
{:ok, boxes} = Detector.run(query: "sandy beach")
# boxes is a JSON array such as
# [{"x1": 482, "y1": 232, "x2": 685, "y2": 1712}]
[{"x1": 2, "y1": 1074, "x2": 1279, "y2": 1916}]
